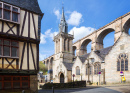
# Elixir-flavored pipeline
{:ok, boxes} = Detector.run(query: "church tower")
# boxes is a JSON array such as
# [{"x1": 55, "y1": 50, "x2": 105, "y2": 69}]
[{"x1": 53, "y1": 7, "x2": 74, "y2": 63}]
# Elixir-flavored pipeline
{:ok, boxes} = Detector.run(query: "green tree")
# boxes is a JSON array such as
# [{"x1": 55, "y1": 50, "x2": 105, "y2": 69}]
[{"x1": 39, "y1": 61, "x2": 48, "y2": 75}]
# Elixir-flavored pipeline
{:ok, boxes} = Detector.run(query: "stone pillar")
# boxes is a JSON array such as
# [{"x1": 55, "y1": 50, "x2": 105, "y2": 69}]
[
  {"x1": 69, "y1": 40, "x2": 73, "y2": 53},
  {"x1": 79, "y1": 49, "x2": 87, "y2": 55},
  {"x1": 92, "y1": 42, "x2": 103, "y2": 51},
  {"x1": 114, "y1": 31, "x2": 122, "y2": 42},
  {"x1": 60, "y1": 37, "x2": 64, "y2": 52},
  {"x1": 65, "y1": 39, "x2": 68, "y2": 52},
  {"x1": 30, "y1": 75, "x2": 38, "y2": 93}
]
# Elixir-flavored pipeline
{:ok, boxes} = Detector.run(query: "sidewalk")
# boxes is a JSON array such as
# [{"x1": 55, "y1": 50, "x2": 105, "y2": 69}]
[{"x1": 87, "y1": 83, "x2": 130, "y2": 87}]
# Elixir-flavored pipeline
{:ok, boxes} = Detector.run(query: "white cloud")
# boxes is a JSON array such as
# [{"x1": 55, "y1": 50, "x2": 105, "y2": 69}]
[
  {"x1": 54, "y1": 9, "x2": 61, "y2": 20},
  {"x1": 40, "y1": 33, "x2": 46, "y2": 44},
  {"x1": 69, "y1": 26, "x2": 96, "y2": 42},
  {"x1": 40, "y1": 28, "x2": 58, "y2": 44},
  {"x1": 39, "y1": 53, "x2": 46, "y2": 61},
  {"x1": 67, "y1": 11, "x2": 82, "y2": 26}
]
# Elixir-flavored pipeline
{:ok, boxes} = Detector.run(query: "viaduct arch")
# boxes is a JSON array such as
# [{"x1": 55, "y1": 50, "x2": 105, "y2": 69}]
[{"x1": 73, "y1": 12, "x2": 130, "y2": 56}]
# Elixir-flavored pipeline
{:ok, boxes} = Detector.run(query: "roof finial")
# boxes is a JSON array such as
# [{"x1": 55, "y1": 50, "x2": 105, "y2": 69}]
[{"x1": 61, "y1": 1, "x2": 65, "y2": 21}]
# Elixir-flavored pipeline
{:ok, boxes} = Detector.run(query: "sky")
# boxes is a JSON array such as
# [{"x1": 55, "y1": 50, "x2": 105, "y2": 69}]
[{"x1": 38, "y1": 0, "x2": 130, "y2": 61}]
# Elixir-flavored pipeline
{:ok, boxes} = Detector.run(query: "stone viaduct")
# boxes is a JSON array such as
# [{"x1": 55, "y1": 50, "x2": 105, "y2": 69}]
[
  {"x1": 73, "y1": 12, "x2": 130, "y2": 56},
  {"x1": 43, "y1": 12, "x2": 130, "y2": 70},
  {"x1": 43, "y1": 54, "x2": 54, "y2": 70}
]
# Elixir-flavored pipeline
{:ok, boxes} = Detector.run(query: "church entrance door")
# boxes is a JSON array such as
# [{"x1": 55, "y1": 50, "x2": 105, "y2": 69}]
[{"x1": 60, "y1": 73, "x2": 64, "y2": 83}]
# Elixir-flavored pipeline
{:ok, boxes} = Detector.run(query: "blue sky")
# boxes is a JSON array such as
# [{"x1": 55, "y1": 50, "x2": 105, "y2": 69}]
[{"x1": 38, "y1": 0, "x2": 130, "y2": 61}]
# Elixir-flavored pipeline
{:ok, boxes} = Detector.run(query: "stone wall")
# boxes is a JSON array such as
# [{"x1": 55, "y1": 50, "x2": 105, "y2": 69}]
[
  {"x1": 105, "y1": 32, "x2": 130, "y2": 84},
  {"x1": 30, "y1": 75, "x2": 38, "y2": 92}
]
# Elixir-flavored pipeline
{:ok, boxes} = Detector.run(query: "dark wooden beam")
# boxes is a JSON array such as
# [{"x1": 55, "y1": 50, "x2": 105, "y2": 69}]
[
  {"x1": 27, "y1": 42, "x2": 29, "y2": 70},
  {"x1": 32, "y1": 13, "x2": 37, "y2": 40},
  {"x1": 6, "y1": 22, "x2": 16, "y2": 35},
  {"x1": 20, "y1": 42, "x2": 26, "y2": 70},
  {"x1": 16, "y1": 59, "x2": 19, "y2": 69},
  {"x1": 21, "y1": 11, "x2": 27, "y2": 36},
  {"x1": 36, "y1": 44, "x2": 39, "y2": 71},
  {"x1": 28, "y1": 12, "x2": 30, "y2": 38},
  {"x1": 2, "y1": 58, "x2": 4, "y2": 69},
  {"x1": 1, "y1": 21, "x2": 4, "y2": 33},
  {"x1": 0, "y1": 33, "x2": 40, "y2": 44},
  {"x1": 17, "y1": 24, "x2": 20, "y2": 36},
  {"x1": 30, "y1": 43, "x2": 36, "y2": 70},
  {"x1": 5, "y1": 58, "x2": 15, "y2": 69}
]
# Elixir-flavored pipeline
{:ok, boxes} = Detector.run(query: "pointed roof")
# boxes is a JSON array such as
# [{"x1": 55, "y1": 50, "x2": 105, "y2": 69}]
[
  {"x1": 0, "y1": 0, "x2": 43, "y2": 16},
  {"x1": 63, "y1": 62, "x2": 73, "y2": 71},
  {"x1": 77, "y1": 46, "x2": 112, "y2": 63},
  {"x1": 61, "y1": 7, "x2": 66, "y2": 22}
]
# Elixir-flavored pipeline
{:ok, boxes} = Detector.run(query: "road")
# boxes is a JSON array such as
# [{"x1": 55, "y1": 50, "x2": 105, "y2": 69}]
[{"x1": 38, "y1": 85, "x2": 130, "y2": 93}]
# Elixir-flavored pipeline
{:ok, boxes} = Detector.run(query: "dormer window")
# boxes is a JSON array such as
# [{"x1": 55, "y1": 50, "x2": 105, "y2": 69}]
[{"x1": 0, "y1": 2, "x2": 20, "y2": 24}]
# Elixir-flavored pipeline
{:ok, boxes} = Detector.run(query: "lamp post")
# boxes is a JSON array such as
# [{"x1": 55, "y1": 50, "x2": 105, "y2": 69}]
[
  {"x1": 87, "y1": 59, "x2": 90, "y2": 83},
  {"x1": 73, "y1": 74, "x2": 75, "y2": 88},
  {"x1": 46, "y1": 75, "x2": 47, "y2": 83},
  {"x1": 81, "y1": 73, "x2": 83, "y2": 81}
]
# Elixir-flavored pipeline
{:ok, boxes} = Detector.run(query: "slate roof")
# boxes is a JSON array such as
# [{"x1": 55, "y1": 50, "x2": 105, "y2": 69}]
[
  {"x1": 79, "y1": 53, "x2": 90, "y2": 63},
  {"x1": 78, "y1": 46, "x2": 112, "y2": 63},
  {"x1": 94, "y1": 46, "x2": 112, "y2": 60},
  {"x1": 63, "y1": 62, "x2": 73, "y2": 71},
  {"x1": 79, "y1": 57, "x2": 87, "y2": 63},
  {"x1": 0, "y1": 0, "x2": 43, "y2": 15}
]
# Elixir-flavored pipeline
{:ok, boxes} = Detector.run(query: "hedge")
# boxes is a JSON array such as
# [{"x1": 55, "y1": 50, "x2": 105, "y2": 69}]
[{"x1": 41, "y1": 81, "x2": 86, "y2": 89}]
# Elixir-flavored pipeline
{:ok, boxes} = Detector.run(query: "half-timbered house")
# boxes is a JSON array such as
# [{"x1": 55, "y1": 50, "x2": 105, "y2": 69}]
[{"x1": 0, "y1": 0, "x2": 43, "y2": 91}]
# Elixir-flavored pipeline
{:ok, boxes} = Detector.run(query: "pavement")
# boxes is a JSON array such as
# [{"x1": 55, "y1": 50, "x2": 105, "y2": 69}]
[{"x1": 38, "y1": 83, "x2": 130, "y2": 93}]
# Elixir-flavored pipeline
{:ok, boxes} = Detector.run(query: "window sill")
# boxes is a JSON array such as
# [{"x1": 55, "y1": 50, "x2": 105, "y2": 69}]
[
  {"x1": 0, "y1": 18, "x2": 20, "y2": 25},
  {"x1": 0, "y1": 56, "x2": 19, "y2": 59}
]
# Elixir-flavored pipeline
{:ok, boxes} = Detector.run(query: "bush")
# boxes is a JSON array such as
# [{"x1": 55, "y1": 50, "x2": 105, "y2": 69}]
[{"x1": 41, "y1": 81, "x2": 86, "y2": 89}]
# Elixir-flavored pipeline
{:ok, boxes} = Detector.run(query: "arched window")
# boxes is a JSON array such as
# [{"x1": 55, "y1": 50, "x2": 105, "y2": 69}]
[
  {"x1": 86, "y1": 65, "x2": 92, "y2": 75},
  {"x1": 76, "y1": 66, "x2": 80, "y2": 75},
  {"x1": 94, "y1": 63, "x2": 101, "y2": 75},
  {"x1": 117, "y1": 54, "x2": 128, "y2": 71}
]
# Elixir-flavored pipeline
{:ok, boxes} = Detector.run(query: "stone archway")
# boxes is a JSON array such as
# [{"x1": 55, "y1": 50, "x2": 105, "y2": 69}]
[
  {"x1": 123, "y1": 18, "x2": 130, "y2": 34},
  {"x1": 60, "y1": 73, "x2": 64, "y2": 83},
  {"x1": 80, "y1": 39, "x2": 92, "y2": 55}
]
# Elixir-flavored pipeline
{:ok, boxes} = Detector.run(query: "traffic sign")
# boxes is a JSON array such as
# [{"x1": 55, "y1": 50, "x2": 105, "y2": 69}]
[
  {"x1": 98, "y1": 72, "x2": 101, "y2": 74},
  {"x1": 120, "y1": 71, "x2": 124, "y2": 76},
  {"x1": 73, "y1": 74, "x2": 75, "y2": 77}
]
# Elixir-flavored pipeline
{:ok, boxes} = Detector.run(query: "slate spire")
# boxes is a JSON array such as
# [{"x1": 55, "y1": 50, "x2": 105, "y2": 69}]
[{"x1": 59, "y1": 7, "x2": 68, "y2": 33}]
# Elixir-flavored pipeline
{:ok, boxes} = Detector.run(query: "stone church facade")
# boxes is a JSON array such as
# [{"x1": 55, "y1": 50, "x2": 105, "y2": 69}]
[{"x1": 43, "y1": 10, "x2": 130, "y2": 84}]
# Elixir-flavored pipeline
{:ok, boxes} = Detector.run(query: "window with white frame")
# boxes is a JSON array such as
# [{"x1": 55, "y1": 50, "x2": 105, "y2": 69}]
[{"x1": 0, "y1": 2, "x2": 20, "y2": 23}]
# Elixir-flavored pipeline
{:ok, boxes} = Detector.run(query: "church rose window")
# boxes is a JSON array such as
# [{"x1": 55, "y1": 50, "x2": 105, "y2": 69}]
[
  {"x1": 117, "y1": 53, "x2": 128, "y2": 71},
  {"x1": 0, "y1": 38, "x2": 19, "y2": 57},
  {"x1": 0, "y1": 2, "x2": 20, "y2": 23},
  {"x1": 76, "y1": 66, "x2": 80, "y2": 75}
]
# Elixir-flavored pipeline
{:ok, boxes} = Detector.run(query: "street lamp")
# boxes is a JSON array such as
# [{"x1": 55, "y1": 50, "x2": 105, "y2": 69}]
[
  {"x1": 87, "y1": 59, "x2": 90, "y2": 84},
  {"x1": 72, "y1": 74, "x2": 75, "y2": 88},
  {"x1": 81, "y1": 73, "x2": 83, "y2": 81},
  {"x1": 46, "y1": 75, "x2": 47, "y2": 83}
]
